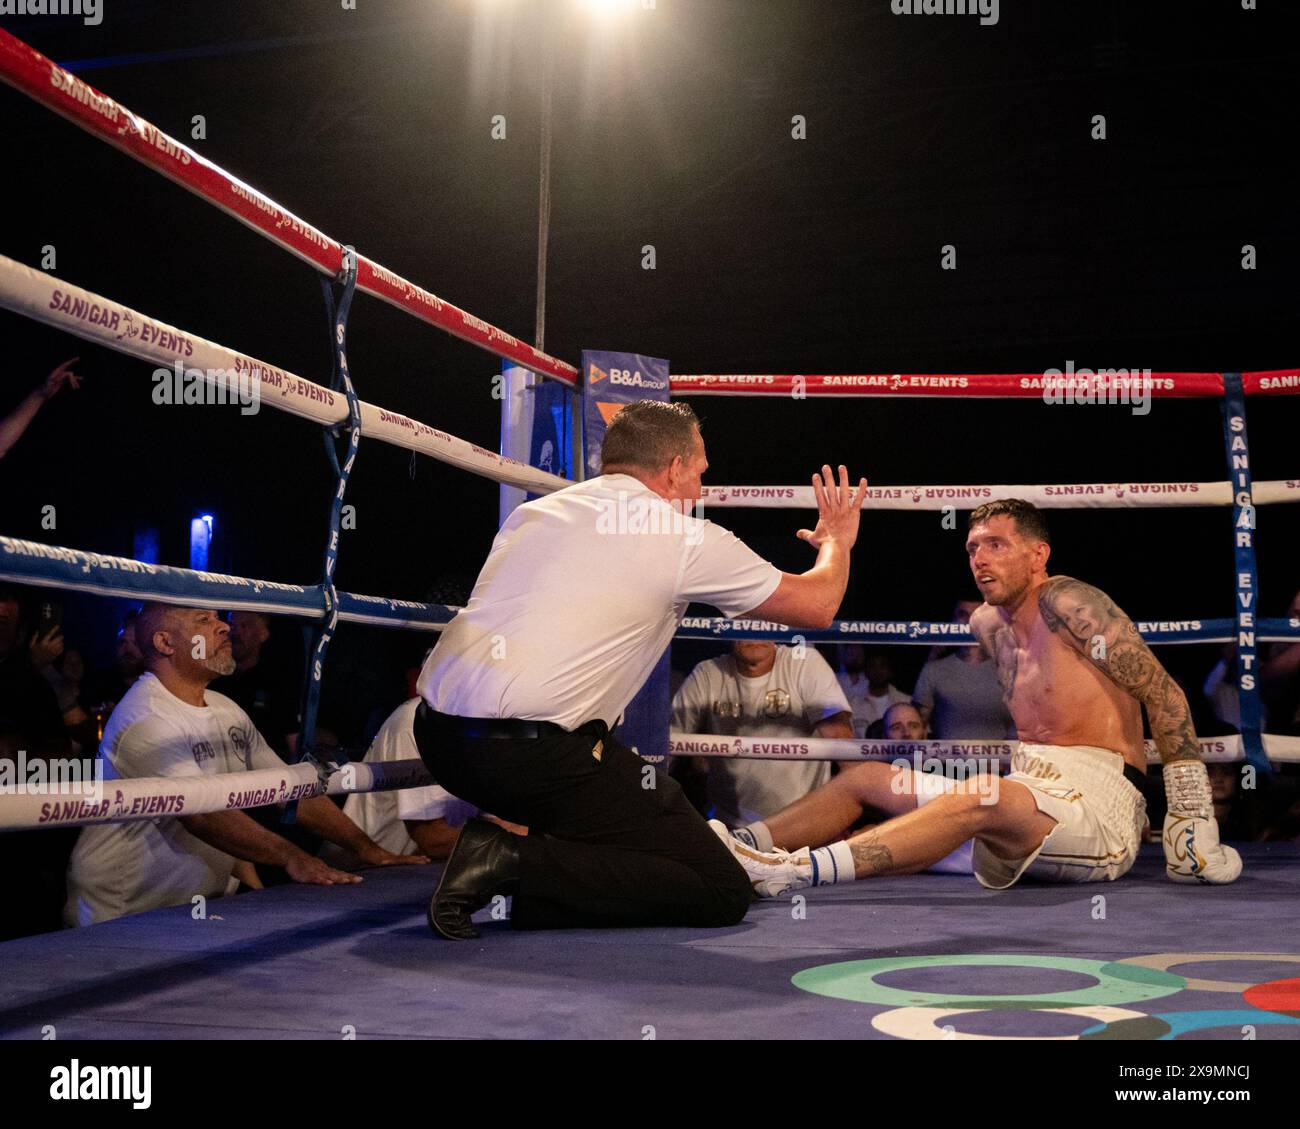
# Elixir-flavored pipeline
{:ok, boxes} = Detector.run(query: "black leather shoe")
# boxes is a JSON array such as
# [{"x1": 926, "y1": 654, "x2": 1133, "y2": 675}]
[{"x1": 427, "y1": 818, "x2": 521, "y2": 940}]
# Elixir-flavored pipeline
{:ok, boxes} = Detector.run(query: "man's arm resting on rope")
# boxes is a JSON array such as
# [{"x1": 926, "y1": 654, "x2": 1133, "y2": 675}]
[{"x1": 1038, "y1": 576, "x2": 1241, "y2": 883}]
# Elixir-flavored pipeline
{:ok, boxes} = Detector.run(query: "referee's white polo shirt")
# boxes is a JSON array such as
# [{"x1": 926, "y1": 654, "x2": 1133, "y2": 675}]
[{"x1": 417, "y1": 473, "x2": 782, "y2": 732}]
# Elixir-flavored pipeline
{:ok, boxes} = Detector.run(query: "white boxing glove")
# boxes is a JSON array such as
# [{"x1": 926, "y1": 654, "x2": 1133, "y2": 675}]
[{"x1": 1162, "y1": 760, "x2": 1242, "y2": 884}]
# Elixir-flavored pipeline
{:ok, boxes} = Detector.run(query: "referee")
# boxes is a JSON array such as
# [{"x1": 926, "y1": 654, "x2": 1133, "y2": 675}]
[{"x1": 414, "y1": 401, "x2": 867, "y2": 938}]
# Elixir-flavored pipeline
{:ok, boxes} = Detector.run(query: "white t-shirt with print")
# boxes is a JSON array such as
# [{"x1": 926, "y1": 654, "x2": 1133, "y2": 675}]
[
  {"x1": 672, "y1": 646, "x2": 851, "y2": 825},
  {"x1": 65, "y1": 672, "x2": 284, "y2": 926}
]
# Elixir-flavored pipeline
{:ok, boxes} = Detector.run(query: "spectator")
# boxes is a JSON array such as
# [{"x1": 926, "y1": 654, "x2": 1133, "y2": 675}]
[
  {"x1": 912, "y1": 599, "x2": 1015, "y2": 739},
  {"x1": 81, "y1": 608, "x2": 146, "y2": 734},
  {"x1": 210, "y1": 610, "x2": 303, "y2": 755},
  {"x1": 881, "y1": 701, "x2": 927, "y2": 741},
  {"x1": 25, "y1": 605, "x2": 99, "y2": 753},
  {"x1": 57, "y1": 646, "x2": 86, "y2": 694},
  {"x1": 323, "y1": 697, "x2": 526, "y2": 864},
  {"x1": 64, "y1": 602, "x2": 426, "y2": 926},
  {"x1": 1204, "y1": 761, "x2": 1300, "y2": 842},
  {"x1": 672, "y1": 640, "x2": 853, "y2": 826},
  {"x1": 0, "y1": 584, "x2": 66, "y2": 752},
  {"x1": 1201, "y1": 643, "x2": 1259, "y2": 733},
  {"x1": 1260, "y1": 588, "x2": 1300, "y2": 736},
  {"x1": 83, "y1": 609, "x2": 144, "y2": 703},
  {"x1": 836, "y1": 644, "x2": 909, "y2": 738},
  {"x1": 0, "y1": 357, "x2": 80, "y2": 461}
]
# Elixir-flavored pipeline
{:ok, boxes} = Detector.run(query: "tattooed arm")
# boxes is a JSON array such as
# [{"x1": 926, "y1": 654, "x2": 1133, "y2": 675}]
[
  {"x1": 1041, "y1": 576, "x2": 1242, "y2": 883},
  {"x1": 1037, "y1": 576, "x2": 1200, "y2": 765}
]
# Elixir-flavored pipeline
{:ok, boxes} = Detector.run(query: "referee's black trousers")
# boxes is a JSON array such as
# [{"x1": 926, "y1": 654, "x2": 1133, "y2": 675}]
[{"x1": 413, "y1": 709, "x2": 753, "y2": 930}]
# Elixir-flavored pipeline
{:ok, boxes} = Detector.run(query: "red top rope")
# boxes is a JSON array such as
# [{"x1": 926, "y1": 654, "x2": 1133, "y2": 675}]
[{"x1": 670, "y1": 372, "x2": 1229, "y2": 398}]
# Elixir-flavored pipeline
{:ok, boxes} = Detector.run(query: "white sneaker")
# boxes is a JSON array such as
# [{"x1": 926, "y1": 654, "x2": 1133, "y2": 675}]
[{"x1": 709, "y1": 819, "x2": 814, "y2": 898}]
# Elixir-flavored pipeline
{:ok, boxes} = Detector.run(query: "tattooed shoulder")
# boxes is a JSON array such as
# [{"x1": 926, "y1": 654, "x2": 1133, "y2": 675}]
[{"x1": 1037, "y1": 575, "x2": 1122, "y2": 642}]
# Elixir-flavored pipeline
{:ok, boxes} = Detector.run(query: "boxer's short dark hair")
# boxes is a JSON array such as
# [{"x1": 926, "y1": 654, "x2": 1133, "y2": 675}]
[
  {"x1": 600, "y1": 401, "x2": 701, "y2": 474},
  {"x1": 968, "y1": 498, "x2": 1051, "y2": 545}
]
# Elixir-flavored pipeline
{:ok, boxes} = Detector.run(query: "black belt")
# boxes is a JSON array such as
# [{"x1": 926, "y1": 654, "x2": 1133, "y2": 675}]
[
  {"x1": 416, "y1": 701, "x2": 589, "y2": 740},
  {"x1": 1122, "y1": 763, "x2": 1147, "y2": 793}
]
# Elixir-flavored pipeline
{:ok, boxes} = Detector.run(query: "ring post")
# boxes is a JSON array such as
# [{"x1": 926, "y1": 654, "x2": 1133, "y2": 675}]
[{"x1": 500, "y1": 363, "x2": 537, "y2": 524}]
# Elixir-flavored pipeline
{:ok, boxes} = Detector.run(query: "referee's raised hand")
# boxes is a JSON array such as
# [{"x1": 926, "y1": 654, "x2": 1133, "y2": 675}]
[{"x1": 797, "y1": 464, "x2": 868, "y2": 551}]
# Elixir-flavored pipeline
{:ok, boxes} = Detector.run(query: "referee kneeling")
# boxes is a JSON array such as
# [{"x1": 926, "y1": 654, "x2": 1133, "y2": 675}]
[{"x1": 415, "y1": 401, "x2": 866, "y2": 938}]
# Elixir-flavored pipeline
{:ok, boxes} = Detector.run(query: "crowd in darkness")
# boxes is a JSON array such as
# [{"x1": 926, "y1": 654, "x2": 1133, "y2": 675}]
[{"x1": 1, "y1": 575, "x2": 1299, "y2": 943}]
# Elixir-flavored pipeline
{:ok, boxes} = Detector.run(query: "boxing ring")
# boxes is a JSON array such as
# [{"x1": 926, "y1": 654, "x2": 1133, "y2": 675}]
[{"x1": 3, "y1": 28, "x2": 1300, "y2": 1042}]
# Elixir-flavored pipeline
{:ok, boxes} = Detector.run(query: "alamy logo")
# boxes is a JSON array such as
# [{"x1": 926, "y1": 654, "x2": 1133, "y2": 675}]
[
  {"x1": 0, "y1": 0, "x2": 102, "y2": 25},
  {"x1": 891, "y1": 0, "x2": 999, "y2": 27},
  {"x1": 595, "y1": 491, "x2": 705, "y2": 544},
  {"x1": 153, "y1": 361, "x2": 261, "y2": 416},
  {"x1": 50, "y1": 1060, "x2": 151, "y2": 1109},
  {"x1": 1041, "y1": 361, "x2": 1153, "y2": 416},
  {"x1": 0, "y1": 751, "x2": 103, "y2": 798}
]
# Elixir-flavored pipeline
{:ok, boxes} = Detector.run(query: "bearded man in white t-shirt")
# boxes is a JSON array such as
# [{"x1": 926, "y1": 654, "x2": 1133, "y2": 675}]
[
  {"x1": 65, "y1": 603, "x2": 426, "y2": 926},
  {"x1": 415, "y1": 399, "x2": 867, "y2": 939},
  {"x1": 672, "y1": 641, "x2": 853, "y2": 826}
]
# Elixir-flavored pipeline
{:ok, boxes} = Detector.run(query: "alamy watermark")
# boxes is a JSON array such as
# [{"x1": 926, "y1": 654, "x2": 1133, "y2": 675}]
[
  {"x1": 1042, "y1": 361, "x2": 1153, "y2": 416},
  {"x1": 0, "y1": 751, "x2": 104, "y2": 799},
  {"x1": 152, "y1": 361, "x2": 261, "y2": 416},
  {"x1": 0, "y1": 0, "x2": 102, "y2": 25},
  {"x1": 595, "y1": 492, "x2": 706, "y2": 545},
  {"x1": 890, "y1": 753, "x2": 1001, "y2": 804},
  {"x1": 891, "y1": 0, "x2": 999, "y2": 27},
  {"x1": 50, "y1": 1060, "x2": 150, "y2": 1110}
]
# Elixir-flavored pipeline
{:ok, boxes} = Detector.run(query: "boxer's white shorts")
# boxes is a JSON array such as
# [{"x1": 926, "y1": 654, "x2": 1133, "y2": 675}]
[{"x1": 970, "y1": 743, "x2": 1147, "y2": 889}]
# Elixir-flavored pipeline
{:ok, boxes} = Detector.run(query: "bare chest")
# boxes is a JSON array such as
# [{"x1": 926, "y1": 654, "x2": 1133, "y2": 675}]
[{"x1": 991, "y1": 621, "x2": 1117, "y2": 727}]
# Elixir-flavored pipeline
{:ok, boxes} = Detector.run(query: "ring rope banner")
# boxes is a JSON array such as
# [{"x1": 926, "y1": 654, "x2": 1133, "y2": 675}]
[
  {"x1": 696, "y1": 480, "x2": 1300, "y2": 510},
  {"x1": 671, "y1": 733, "x2": 1300, "y2": 765},
  {"x1": 675, "y1": 614, "x2": 1300, "y2": 645},
  {"x1": 0, "y1": 758, "x2": 435, "y2": 834},
  {"x1": 5, "y1": 535, "x2": 1298, "y2": 652},
  {"x1": 0, "y1": 536, "x2": 457, "y2": 630},
  {"x1": 0, "y1": 255, "x2": 569, "y2": 497},
  {"x1": 4, "y1": 731, "x2": 1298, "y2": 834},
  {"x1": 674, "y1": 372, "x2": 1300, "y2": 398},
  {"x1": 670, "y1": 373, "x2": 1229, "y2": 398}
]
